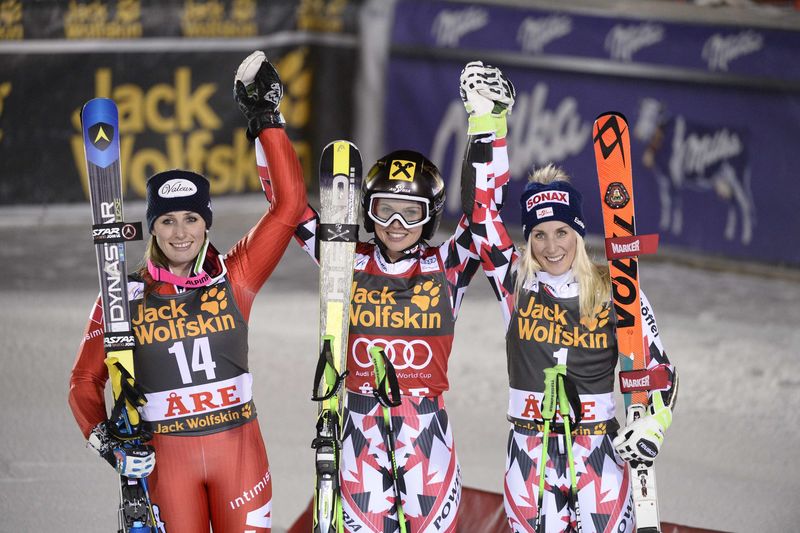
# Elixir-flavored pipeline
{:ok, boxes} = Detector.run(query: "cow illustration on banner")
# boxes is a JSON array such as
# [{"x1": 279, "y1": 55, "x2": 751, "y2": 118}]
[{"x1": 635, "y1": 98, "x2": 755, "y2": 245}]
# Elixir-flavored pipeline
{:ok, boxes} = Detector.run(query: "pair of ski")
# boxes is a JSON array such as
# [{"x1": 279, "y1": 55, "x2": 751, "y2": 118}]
[
  {"x1": 593, "y1": 112, "x2": 663, "y2": 533},
  {"x1": 82, "y1": 98, "x2": 158, "y2": 533},
  {"x1": 537, "y1": 112, "x2": 664, "y2": 533},
  {"x1": 312, "y1": 141, "x2": 409, "y2": 533}
]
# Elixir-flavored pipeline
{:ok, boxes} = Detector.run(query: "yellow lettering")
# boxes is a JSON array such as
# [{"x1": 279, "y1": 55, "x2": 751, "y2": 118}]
[
  {"x1": 176, "y1": 68, "x2": 219, "y2": 130},
  {"x1": 145, "y1": 83, "x2": 176, "y2": 133},
  {"x1": 116, "y1": 84, "x2": 145, "y2": 133}
]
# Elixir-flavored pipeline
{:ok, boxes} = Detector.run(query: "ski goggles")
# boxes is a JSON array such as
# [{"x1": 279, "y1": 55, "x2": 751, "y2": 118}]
[{"x1": 367, "y1": 193, "x2": 431, "y2": 230}]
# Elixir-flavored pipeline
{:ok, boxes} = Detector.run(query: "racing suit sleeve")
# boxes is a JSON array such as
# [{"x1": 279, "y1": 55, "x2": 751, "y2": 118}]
[
  {"x1": 638, "y1": 290, "x2": 679, "y2": 413},
  {"x1": 256, "y1": 138, "x2": 320, "y2": 264},
  {"x1": 68, "y1": 296, "x2": 110, "y2": 439},
  {"x1": 224, "y1": 127, "x2": 309, "y2": 321},
  {"x1": 462, "y1": 131, "x2": 518, "y2": 330},
  {"x1": 436, "y1": 215, "x2": 480, "y2": 321}
]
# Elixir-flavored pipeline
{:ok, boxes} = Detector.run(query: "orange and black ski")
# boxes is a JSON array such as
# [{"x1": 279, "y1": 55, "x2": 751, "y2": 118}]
[{"x1": 593, "y1": 112, "x2": 662, "y2": 533}]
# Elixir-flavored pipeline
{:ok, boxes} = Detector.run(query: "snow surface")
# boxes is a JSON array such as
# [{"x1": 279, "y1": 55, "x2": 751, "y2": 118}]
[{"x1": 1, "y1": 194, "x2": 798, "y2": 532}]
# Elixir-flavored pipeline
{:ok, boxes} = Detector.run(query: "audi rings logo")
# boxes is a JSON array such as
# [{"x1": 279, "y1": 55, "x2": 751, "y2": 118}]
[{"x1": 352, "y1": 338, "x2": 433, "y2": 370}]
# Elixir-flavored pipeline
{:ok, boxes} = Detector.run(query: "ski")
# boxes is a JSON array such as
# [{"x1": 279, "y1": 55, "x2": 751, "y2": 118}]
[
  {"x1": 82, "y1": 97, "x2": 158, "y2": 533},
  {"x1": 592, "y1": 112, "x2": 661, "y2": 533},
  {"x1": 311, "y1": 140, "x2": 362, "y2": 533}
]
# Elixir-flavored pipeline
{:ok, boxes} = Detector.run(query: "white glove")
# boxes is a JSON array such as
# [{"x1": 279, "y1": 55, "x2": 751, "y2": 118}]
[
  {"x1": 88, "y1": 421, "x2": 156, "y2": 478},
  {"x1": 613, "y1": 396, "x2": 673, "y2": 466},
  {"x1": 459, "y1": 61, "x2": 515, "y2": 112},
  {"x1": 459, "y1": 61, "x2": 515, "y2": 136}
]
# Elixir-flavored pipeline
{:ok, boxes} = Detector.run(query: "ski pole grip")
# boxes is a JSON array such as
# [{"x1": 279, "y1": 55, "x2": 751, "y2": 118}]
[
  {"x1": 541, "y1": 367, "x2": 559, "y2": 419},
  {"x1": 311, "y1": 336, "x2": 348, "y2": 402},
  {"x1": 369, "y1": 346, "x2": 402, "y2": 408}
]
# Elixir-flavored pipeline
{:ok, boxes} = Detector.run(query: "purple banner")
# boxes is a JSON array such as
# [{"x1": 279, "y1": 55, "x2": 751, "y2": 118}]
[
  {"x1": 385, "y1": 2, "x2": 800, "y2": 266},
  {"x1": 393, "y1": 0, "x2": 800, "y2": 82}
]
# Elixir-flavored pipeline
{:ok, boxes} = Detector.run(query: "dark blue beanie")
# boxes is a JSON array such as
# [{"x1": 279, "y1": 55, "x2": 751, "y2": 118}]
[
  {"x1": 520, "y1": 180, "x2": 586, "y2": 241},
  {"x1": 146, "y1": 170, "x2": 212, "y2": 232}
]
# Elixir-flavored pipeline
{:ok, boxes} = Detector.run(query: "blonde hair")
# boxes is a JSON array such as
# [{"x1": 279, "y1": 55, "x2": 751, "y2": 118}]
[
  {"x1": 529, "y1": 163, "x2": 570, "y2": 186},
  {"x1": 514, "y1": 164, "x2": 611, "y2": 320}
]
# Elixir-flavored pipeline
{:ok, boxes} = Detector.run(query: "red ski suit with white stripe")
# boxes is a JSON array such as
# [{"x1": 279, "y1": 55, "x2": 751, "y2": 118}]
[{"x1": 68, "y1": 128, "x2": 307, "y2": 533}]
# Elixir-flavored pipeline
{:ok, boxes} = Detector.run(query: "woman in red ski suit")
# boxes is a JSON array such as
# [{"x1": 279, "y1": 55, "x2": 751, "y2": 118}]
[{"x1": 68, "y1": 52, "x2": 306, "y2": 533}]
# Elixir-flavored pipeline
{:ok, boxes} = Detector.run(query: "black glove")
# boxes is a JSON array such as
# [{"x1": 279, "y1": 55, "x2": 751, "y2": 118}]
[{"x1": 234, "y1": 50, "x2": 285, "y2": 140}]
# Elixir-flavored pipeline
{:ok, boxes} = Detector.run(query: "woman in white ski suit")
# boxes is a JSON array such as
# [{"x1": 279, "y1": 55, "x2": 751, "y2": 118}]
[{"x1": 458, "y1": 61, "x2": 679, "y2": 533}]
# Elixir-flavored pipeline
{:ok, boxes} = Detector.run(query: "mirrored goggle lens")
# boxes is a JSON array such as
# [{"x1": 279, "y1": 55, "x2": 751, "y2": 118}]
[{"x1": 368, "y1": 195, "x2": 430, "y2": 229}]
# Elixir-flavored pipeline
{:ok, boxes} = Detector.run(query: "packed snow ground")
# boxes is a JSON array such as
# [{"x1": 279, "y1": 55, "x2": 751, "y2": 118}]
[{"x1": 1, "y1": 194, "x2": 798, "y2": 532}]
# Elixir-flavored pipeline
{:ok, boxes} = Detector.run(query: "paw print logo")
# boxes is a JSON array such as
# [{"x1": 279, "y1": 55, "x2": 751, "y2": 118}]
[
  {"x1": 200, "y1": 286, "x2": 227, "y2": 315},
  {"x1": 594, "y1": 422, "x2": 607, "y2": 435},
  {"x1": 411, "y1": 280, "x2": 441, "y2": 311},
  {"x1": 580, "y1": 304, "x2": 610, "y2": 331},
  {"x1": 241, "y1": 403, "x2": 252, "y2": 419}
]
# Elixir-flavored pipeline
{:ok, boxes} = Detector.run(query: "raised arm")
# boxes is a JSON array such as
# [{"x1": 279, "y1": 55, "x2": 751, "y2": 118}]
[
  {"x1": 255, "y1": 139, "x2": 320, "y2": 263},
  {"x1": 435, "y1": 214, "x2": 480, "y2": 321},
  {"x1": 224, "y1": 51, "x2": 310, "y2": 315},
  {"x1": 459, "y1": 61, "x2": 519, "y2": 328}
]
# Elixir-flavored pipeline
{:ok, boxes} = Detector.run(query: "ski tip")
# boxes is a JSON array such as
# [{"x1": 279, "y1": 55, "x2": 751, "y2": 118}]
[
  {"x1": 322, "y1": 139, "x2": 360, "y2": 153},
  {"x1": 594, "y1": 111, "x2": 629, "y2": 124},
  {"x1": 82, "y1": 98, "x2": 120, "y2": 169},
  {"x1": 81, "y1": 98, "x2": 119, "y2": 128}
]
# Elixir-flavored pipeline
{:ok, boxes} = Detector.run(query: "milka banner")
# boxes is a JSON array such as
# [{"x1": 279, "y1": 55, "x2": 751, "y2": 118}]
[{"x1": 384, "y1": 0, "x2": 800, "y2": 266}]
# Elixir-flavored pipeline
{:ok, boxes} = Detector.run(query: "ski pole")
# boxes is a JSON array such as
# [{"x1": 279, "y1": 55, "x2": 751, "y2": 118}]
[
  {"x1": 369, "y1": 346, "x2": 409, "y2": 533},
  {"x1": 311, "y1": 336, "x2": 347, "y2": 533},
  {"x1": 556, "y1": 368, "x2": 582, "y2": 533},
  {"x1": 535, "y1": 366, "x2": 559, "y2": 533}
]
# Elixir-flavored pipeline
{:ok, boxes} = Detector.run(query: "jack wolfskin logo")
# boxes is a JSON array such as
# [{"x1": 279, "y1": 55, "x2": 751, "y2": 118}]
[
  {"x1": 200, "y1": 286, "x2": 227, "y2": 315},
  {"x1": 580, "y1": 304, "x2": 610, "y2": 332},
  {"x1": 411, "y1": 280, "x2": 441, "y2": 311}
]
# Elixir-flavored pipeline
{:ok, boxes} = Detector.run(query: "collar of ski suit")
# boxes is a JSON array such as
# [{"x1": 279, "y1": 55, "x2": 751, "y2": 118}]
[
  {"x1": 147, "y1": 239, "x2": 226, "y2": 288},
  {"x1": 373, "y1": 241, "x2": 425, "y2": 274},
  {"x1": 532, "y1": 270, "x2": 579, "y2": 298},
  {"x1": 374, "y1": 238, "x2": 424, "y2": 266}
]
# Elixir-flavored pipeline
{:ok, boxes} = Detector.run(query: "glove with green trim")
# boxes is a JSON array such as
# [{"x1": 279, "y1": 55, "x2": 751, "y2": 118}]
[
  {"x1": 459, "y1": 61, "x2": 515, "y2": 137},
  {"x1": 613, "y1": 392, "x2": 673, "y2": 466}
]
